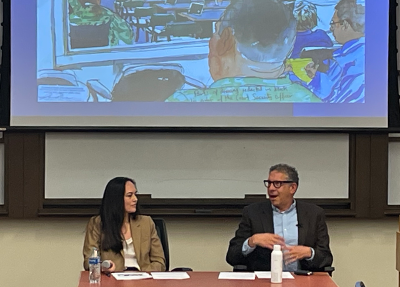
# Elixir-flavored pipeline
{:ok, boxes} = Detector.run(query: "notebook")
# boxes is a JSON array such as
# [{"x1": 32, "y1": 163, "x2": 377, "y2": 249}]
[{"x1": 188, "y1": 2, "x2": 204, "y2": 15}]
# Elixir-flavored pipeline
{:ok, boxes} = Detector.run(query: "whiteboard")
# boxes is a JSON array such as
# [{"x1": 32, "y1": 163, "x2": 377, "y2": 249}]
[
  {"x1": 388, "y1": 142, "x2": 400, "y2": 205},
  {"x1": 45, "y1": 133, "x2": 349, "y2": 199}
]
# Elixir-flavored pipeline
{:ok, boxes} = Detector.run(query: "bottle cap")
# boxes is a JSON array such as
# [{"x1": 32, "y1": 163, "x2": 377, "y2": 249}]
[{"x1": 273, "y1": 244, "x2": 281, "y2": 251}]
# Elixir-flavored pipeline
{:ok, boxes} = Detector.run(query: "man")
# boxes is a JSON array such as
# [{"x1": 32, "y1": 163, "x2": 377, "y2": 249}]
[
  {"x1": 68, "y1": 0, "x2": 134, "y2": 46},
  {"x1": 226, "y1": 164, "x2": 333, "y2": 271},
  {"x1": 291, "y1": 1, "x2": 333, "y2": 58},
  {"x1": 305, "y1": 0, "x2": 365, "y2": 103},
  {"x1": 166, "y1": 0, "x2": 321, "y2": 103}
]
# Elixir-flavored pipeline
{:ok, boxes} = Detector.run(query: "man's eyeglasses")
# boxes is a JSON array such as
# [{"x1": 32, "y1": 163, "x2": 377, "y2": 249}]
[
  {"x1": 329, "y1": 20, "x2": 343, "y2": 27},
  {"x1": 263, "y1": 180, "x2": 295, "y2": 188}
]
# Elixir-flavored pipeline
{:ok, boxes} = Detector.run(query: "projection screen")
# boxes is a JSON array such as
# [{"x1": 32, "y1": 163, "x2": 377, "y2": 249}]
[{"x1": 10, "y1": 0, "x2": 388, "y2": 128}]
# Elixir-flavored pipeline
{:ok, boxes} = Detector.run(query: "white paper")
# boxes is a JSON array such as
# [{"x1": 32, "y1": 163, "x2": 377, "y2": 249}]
[
  {"x1": 151, "y1": 272, "x2": 190, "y2": 280},
  {"x1": 111, "y1": 272, "x2": 153, "y2": 280},
  {"x1": 255, "y1": 271, "x2": 294, "y2": 279},
  {"x1": 218, "y1": 272, "x2": 256, "y2": 280}
]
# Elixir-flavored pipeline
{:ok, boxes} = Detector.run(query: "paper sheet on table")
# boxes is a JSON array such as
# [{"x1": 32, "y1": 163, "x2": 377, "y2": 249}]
[
  {"x1": 111, "y1": 272, "x2": 153, "y2": 280},
  {"x1": 218, "y1": 272, "x2": 256, "y2": 280},
  {"x1": 255, "y1": 271, "x2": 294, "y2": 279},
  {"x1": 151, "y1": 272, "x2": 190, "y2": 279}
]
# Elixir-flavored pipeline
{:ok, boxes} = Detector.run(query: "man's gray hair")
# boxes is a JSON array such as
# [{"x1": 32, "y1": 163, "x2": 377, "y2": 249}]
[
  {"x1": 269, "y1": 163, "x2": 299, "y2": 185},
  {"x1": 335, "y1": 0, "x2": 365, "y2": 33},
  {"x1": 218, "y1": 0, "x2": 296, "y2": 63}
]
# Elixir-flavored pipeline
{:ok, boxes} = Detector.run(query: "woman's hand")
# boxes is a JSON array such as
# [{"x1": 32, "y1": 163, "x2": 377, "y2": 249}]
[{"x1": 102, "y1": 260, "x2": 116, "y2": 273}]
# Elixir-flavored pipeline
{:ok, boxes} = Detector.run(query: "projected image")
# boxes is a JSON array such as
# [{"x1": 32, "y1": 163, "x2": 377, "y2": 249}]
[{"x1": 37, "y1": 0, "x2": 365, "y2": 103}]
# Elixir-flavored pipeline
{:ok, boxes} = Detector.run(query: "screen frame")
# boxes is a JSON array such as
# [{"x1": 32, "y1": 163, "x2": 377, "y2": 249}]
[{"x1": 4, "y1": 0, "x2": 399, "y2": 131}]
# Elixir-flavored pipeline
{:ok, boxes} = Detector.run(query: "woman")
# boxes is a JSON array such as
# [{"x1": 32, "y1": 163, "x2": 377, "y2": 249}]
[{"x1": 83, "y1": 177, "x2": 166, "y2": 272}]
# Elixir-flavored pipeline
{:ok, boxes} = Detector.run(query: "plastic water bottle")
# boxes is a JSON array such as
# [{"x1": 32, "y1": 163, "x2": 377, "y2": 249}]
[
  {"x1": 271, "y1": 244, "x2": 283, "y2": 283},
  {"x1": 89, "y1": 247, "x2": 101, "y2": 284}
]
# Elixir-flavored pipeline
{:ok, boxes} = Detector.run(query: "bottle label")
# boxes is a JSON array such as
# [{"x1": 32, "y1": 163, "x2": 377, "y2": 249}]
[{"x1": 89, "y1": 257, "x2": 100, "y2": 265}]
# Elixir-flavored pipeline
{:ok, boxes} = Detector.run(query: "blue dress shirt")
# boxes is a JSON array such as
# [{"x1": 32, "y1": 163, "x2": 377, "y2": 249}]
[
  {"x1": 242, "y1": 200, "x2": 314, "y2": 271},
  {"x1": 307, "y1": 37, "x2": 365, "y2": 103}
]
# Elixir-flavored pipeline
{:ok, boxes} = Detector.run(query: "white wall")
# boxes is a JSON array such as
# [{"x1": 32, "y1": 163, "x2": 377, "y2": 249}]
[{"x1": 0, "y1": 218, "x2": 397, "y2": 287}]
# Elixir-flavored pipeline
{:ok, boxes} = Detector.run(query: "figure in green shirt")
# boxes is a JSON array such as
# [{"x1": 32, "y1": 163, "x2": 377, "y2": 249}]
[
  {"x1": 166, "y1": 0, "x2": 320, "y2": 103},
  {"x1": 68, "y1": 0, "x2": 134, "y2": 46}
]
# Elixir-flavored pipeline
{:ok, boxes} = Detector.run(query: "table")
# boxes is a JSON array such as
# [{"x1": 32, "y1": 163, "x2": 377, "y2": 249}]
[
  {"x1": 178, "y1": 9, "x2": 224, "y2": 37},
  {"x1": 145, "y1": 0, "x2": 166, "y2": 3},
  {"x1": 179, "y1": 9, "x2": 224, "y2": 22},
  {"x1": 155, "y1": 1, "x2": 229, "y2": 13},
  {"x1": 77, "y1": 271, "x2": 339, "y2": 287}
]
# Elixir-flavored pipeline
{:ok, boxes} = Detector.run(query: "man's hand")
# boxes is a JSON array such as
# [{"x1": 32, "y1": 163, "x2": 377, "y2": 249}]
[
  {"x1": 283, "y1": 246, "x2": 312, "y2": 265},
  {"x1": 284, "y1": 62, "x2": 293, "y2": 72},
  {"x1": 305, "y1": 62, "x2": 319, "y2": 79},
  {"x1": 248, "y1": 233, "x2": 285, "y2": 250}
]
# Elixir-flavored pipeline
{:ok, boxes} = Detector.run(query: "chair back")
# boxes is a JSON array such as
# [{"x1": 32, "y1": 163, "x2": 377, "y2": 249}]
[
  {"x1": 37, "y1": 69, "x2": 78, "y2": 86},
  {"x1": 133, "y1": 6, "x2": 156, "y2": 18},
  {"x1": 153, "y1": 218, "x2": 170, "y2": 271},
  {"x1": 165, "y1": 21, "x2": 201, "y2": 37},
  {"x1": 149, "y1": 13, "x2": 176, "y2": 27},
  {"x1": 69, "y1": 22, "x2": 111, "y2": 49},
  {"x1": 122, "y1": 0, "x2": 145, "y2": 9},
  {"x1": 111, "y1": 64, "x2": 185, "y2": 101}
]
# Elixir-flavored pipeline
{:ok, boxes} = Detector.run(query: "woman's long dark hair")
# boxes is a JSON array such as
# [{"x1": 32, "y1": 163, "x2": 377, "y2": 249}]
[{"x1": 100, "y1": 177, "x2": 139, "y2": 253}]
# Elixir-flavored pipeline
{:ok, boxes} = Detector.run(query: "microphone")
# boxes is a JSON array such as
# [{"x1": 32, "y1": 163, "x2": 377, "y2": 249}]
[{"x1": 101, "y1": 260, "x2": 113, "y2": 269}]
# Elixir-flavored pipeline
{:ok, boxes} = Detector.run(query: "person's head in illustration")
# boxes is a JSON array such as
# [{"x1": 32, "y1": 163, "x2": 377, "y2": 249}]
[
  {"x1": 330, "y1": 0, "x2": 365, "y2": 44},
  {"x1": 208, "y1": 0, "x2": 296, "y2": 81},
  {"x1": 293, "y1": 1, "x2": 318, "y2": 32}
]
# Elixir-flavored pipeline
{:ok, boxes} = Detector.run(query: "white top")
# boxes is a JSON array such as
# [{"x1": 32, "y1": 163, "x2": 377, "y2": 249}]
[{"x1": 123, "y1": 238, "x2": 140, "y2": 270}]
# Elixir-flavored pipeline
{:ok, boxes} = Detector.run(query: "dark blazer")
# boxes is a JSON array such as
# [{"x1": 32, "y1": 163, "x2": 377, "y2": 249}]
[{"x1": 226, "y1": 200, "x2": 333, "y2": 271}]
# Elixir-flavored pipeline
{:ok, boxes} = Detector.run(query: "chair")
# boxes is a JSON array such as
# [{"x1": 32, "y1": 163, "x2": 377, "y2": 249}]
[
  {"x1": 152, "y1": 218, "x2": 193, "y2": 272},
  {"x1": 163, "y1": 21, "x2": 202, "y2": 41},
  {"x1": 355, "y1": 282, "x2": 366, "y2": 287},
  {"x1": 120, "y1": 0, "x2": 145, "y2": 24},
  {"x1": 86, "y1": 79, "x2": 113, "y2": 102},
  {"x1": 69, "y1": 21, "x2": 111, "y2": 49},
  {"x1": 37, "y1": 69, "x2": 79, "y2": 87},
  {"x1": 37, "y1": 69, "x2": 90, "y2": 102},
  {"x1": 131, "y1": 6, "x2": 156, "y2": 42},
  {"x1": 86, "y1": 63, "x2": 206, "y2": 102},
  {"x1": 146, "y1": 13, "x2": 176, "y2": 42}
]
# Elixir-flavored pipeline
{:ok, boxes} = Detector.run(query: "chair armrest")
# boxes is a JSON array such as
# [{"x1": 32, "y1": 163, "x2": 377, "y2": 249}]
[
  {"x1": 86, "y1": 79, "x2": 112, "y2": 101},
  {"x1": 324, "y1": 266, "x2": 335, "y2": 277},
  {"x1": 171, "y1": 267, "x2": 193, "y2": 272},
  {"x1": 233, "y1": 265, "x2": 248, "y2": 272}
]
